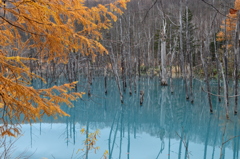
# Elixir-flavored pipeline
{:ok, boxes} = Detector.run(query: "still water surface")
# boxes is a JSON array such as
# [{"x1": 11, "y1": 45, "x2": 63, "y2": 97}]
[{"x1": 7, "y1": 77, "x2": 240, "y2": 159}]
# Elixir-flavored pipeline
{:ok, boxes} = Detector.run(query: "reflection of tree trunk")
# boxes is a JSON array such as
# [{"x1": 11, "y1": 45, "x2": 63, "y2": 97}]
[
  {"x1": 204, "y1": 115, "x2": 212, "y2": 159},
  {"x1": 220, "y1": 122, "x2": 228, "y2": 159},
  {"x1": 119, "y1": 107, "x2": 124, "y2": 159},
  {"x1": 156, "y1": 127, "x2": 165, "y2": 159},
  {"x1": 233, "y1": 120, "x2": 238, "y2": 159},
  {"x1": 85, "y1": 118, "x2": 89, "y2": 159},
  {"x1": 160, "y1": 87, "x2": 166, "y2": 126},
  {"x1": 134, "y1": 108, "x2": 137, "y2": 139},
  {"x1": 211, "y1": 103, "x2": 220, "y2": 159},
  {"x1": 72, "y1": 103, "x2": 76, "y2": 145},
  {"x1": 66, "y1": 118, "x2": 69, "y2": 146},
  {"x1": 39, "y1": 122, "x2": 42, "y2": 136},
  {"x1": 184, "y1": 139, "x2": 189, "y2": 159},
  {"x1": 168, "y1": 137, "x2": 171, "y2": 159},
  {"x1": 109, "y1": 111, "x2": 120, "y2": 159},
  {"x1": 30, "y1": 124, "x2": 33, "y2": 148},
  {"x1": 127, "y1": 111, "x2": 130, "y2": 159},
  {"x1": 178, "y1": 131, "x2": 183, "y2": 159}
]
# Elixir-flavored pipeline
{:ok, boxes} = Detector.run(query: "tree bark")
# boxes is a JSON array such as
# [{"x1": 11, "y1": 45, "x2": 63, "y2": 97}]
[{"x1": 200, "y1": 41, "x2": 213, "y2": 113}]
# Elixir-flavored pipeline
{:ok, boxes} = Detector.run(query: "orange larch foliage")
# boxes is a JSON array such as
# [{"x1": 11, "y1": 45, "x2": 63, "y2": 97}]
[
  {"x1": 0, "y1": 0, "x2": 129, "y2": 136},
  {"x1": 235, "y1": 0, "x2": 240, "y2": 10},
  {"x1": 217, "y1": 0, "x2": 239, "y2": 45}
]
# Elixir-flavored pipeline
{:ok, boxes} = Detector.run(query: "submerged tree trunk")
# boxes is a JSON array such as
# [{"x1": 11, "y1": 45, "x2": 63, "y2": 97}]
[
  {"x1": 214, "y1": 44, "x2": 229, "y2": 119},
  {"x1": 185, "y1": 3, "x2": 194, "y2": 103},
  {"x1": 104, "y1": 67, "x2": 107, "y2": 94},
  {"x1": 109, "y1": 46, "x2": 124, "y2": 103},
  {"x1": 213, "y1": 28, "x2": 221, "y2": 102},
  {"x1": 169, "y1": 32, "x2": 176, "y2": 94},
  {"x1": 87, "y1": 59, "x2": 92, "y2": 97},
  {"x1": 200, "y1": 41, "x2": 213, "y2": 113}
]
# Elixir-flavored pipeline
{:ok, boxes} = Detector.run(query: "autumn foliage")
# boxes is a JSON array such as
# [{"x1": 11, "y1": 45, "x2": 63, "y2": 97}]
[
  {"x1": 0, "y1": 0, "x2": 129, "y2": 136},
  {"x1": 216, "y1": 1, "x2": 239, "y2": 45}
]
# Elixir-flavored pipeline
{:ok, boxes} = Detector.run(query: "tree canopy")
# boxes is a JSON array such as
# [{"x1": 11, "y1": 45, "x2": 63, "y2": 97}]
[{"x1": 0, "y1": 0, "x2": 129, "y2": 136}]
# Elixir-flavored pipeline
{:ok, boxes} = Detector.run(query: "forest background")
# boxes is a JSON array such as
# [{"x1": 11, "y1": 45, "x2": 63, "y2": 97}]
[{"x1": 0, "y1": 0, "x2": 239, "y2": 137}]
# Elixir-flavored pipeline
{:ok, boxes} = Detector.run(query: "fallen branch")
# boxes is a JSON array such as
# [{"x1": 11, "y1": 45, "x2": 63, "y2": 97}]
[{"x1": 201, "y1": 87, "x2": 240, "y2": 98}]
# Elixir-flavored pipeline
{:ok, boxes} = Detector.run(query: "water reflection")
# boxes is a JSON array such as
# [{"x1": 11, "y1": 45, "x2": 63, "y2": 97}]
[{"x1": 5, "y1": 77, "x2": 240, "y2": 159}]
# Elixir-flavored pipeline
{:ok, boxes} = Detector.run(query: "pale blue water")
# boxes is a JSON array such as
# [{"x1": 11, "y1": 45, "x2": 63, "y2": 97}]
[{"x1": 3, "y1": 77, "x2": 240, "y2": 159}]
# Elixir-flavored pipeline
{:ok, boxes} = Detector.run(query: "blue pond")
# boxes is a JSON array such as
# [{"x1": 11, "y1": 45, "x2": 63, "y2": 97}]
[{"x1": 4, "y1": 77, "x2": 240, "y2": 159}]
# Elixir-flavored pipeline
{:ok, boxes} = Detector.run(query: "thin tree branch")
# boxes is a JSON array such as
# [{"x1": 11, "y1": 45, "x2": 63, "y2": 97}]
[
  {"x1": 0, "y1": 15, "x2": 45, "y2": 36},
  {"x1": 201, "y1": 0, "x2": 233, "y2": 19},
  {"x1": 201, "y1": 0, "x2": 227, "y2": 17},
  {"x1": 202, "y1": 87, "x2": 224, "y2": 97},
  {"x1": 142, "y1": 0, "x2": 159, "y2": 23},
  {"x1": 202, "y1": 87, "x2": 240, "y2": 98},
  {"x1": 223, "y1": 135, "x2": 240, "y2": 145}
]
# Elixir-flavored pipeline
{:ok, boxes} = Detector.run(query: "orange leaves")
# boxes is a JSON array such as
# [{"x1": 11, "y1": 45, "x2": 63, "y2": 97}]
[
  {"x1": 230, "y1": 8, "x2": 238, "y2": 14},
  {"x1": 0, "y1": 0, "x2": 129, "y2": 137},
  {"x1": 235, "y1": 0, "x2": 240, "y2": 10},
  {"x1": 0, "y1": 53, "x2": 85, "y2": 136},
  {"x1": 1, "y1": 0, "x2": 129, "y2": 61},
  {"x1": 216, "y1": 31, "x2": 225, "y2": 42},
  {"x1": 118, "y1": 0, "x2": 130, "y2": 9},
  {"x1": 0, "y1": 126, "x2": 20, "y2": 137},
  {"x1": 216, "y1": 1, "x2": 239, "y2": 43},
  {"x1": 78, "y1": 129, "x2": 101, "y2": 154}
]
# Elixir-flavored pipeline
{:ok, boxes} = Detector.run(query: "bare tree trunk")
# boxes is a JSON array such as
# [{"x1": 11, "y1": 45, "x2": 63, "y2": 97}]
[
  {"x1": 213, "y1": 28, "x2": 221, "y2": 102},
  {"x1": 119, "y1": 18, "x2": 127, "y2": 93},
  {"x1": 109, "y1": 46, "x2": 124, "y2": 103},
  {"x1": 104, "y1": 67, "x2": 107, "y2": 94},
  {"x1": 234, "y1": 14, "x2": 239, "y2": 115},
  {"x1": 169, "y1": 28, "x2": 176, "y2": 93},
  {"x1": 180, "y1": 0, "x2": 188, "y2": 99},
  {"x1": 185, "y1": 2, "x2": 193, "y2": 103},
  {"x1": 200, "y1": 41, "x2": 213, "y2": 113},
  {"x1": 160, "y1": 20, "x2": 168, "y2": 86},
  {"x1": 214, "y1": 44, "x2": 229, "y2": 119},
  {"x1": 87, "y1": 59, "x2": 92, "y2": 96}
]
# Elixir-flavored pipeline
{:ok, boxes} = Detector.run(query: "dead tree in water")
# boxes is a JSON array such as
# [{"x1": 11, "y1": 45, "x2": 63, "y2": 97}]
[
  {"x1": 109, "y1": 46, "x2": 124, "y2": 103},
  {"x1": 140, "y1": 90, "x2": 144, "y2": 105},
  {"x1": 179, "y1": 0, "x2": 189, "y2": 100},
  {"x1": 234, "y1": 14, "x2": 239, "y2": 115},
  {"x1": 104, "y1": 67, "x2": 108, "y2": 94},
  {"x1": 87, "y1": 58, "x2": 92, "y2": 97},
  {"x1": 200, "y1": 40, "x2": 213, "y2": 113}
]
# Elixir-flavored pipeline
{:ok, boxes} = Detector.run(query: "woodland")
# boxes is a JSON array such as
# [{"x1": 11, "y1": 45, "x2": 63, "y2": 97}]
[{"x1": 0, "y1": 0, "x2": 240, "y2": 141}]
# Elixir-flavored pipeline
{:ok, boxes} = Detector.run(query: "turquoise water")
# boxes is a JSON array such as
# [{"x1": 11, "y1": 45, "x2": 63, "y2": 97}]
[{"x1": 4, "y1": 77, "x2": 240, "y2": 159}]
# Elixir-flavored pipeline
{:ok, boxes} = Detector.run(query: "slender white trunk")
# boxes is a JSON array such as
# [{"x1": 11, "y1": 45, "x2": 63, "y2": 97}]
[{"x1": 161, "y1": 21, "x2": 168, "y2": 86}]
